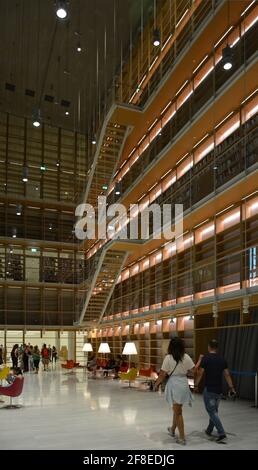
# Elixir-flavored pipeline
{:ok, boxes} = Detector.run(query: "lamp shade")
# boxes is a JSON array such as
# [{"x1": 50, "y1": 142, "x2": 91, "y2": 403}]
[
  {"x1": 83, "y1": 343, "x2": 93, "y2": 352},
  {"x1": 98, "y1": 342, "x2": 111, "y2": 354},
  {"x1": 122, "y1": 342, "x2": 137, "y2": 355}
]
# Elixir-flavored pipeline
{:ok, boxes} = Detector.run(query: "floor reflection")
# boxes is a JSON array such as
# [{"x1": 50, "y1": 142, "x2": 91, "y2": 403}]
[{"x1": 123, "y1": 408, "x2": 137, "y2": 425}]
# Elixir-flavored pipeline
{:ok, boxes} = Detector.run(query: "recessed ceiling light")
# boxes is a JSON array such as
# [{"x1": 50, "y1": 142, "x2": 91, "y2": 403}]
[{"x1": 65, "y1": 111, "x2": 69, "y2": 116}]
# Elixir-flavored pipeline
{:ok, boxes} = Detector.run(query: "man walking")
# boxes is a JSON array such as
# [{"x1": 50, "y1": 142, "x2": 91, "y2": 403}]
[{"x1": 194, "y1": 339, "x2": 236, "y2": 443}]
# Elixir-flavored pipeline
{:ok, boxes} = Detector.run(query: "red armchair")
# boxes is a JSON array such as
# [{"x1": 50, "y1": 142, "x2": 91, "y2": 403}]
[
  {"x1": 139, "y1": 367, "x2": 156, "y2": 377},
  {"x1": 61, "y1": 360, "x2": 80, "y2": 369},
  {"x1": 96, "y1": 359, "x2": 108, "y2": 368},
  {"x1": 0, "y1": 377, "x2": 24, "y2": 408}
]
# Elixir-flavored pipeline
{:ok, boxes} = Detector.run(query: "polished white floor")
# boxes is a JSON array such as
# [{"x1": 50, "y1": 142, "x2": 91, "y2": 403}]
[{"x1": 0, "y1": 368, "x2": 257, "y2": 450}]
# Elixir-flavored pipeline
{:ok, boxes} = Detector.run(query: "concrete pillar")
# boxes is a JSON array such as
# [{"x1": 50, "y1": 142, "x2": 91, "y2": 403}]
[
  {"x1": 68, "y1": 331, "x2": 75, "y2": 360},
  {"x1": 55, "y1": 332, "x2": 60, "y2": 355}
]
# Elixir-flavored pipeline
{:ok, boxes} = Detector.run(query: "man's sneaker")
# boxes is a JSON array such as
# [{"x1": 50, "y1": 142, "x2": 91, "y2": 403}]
[
  {"x1": 176, "y1": 438, "x2": 186, "y2": 446},
  {"x1": 216, "y1": 435, "x2": 227, "y2": 443},
  {"x1": 205, "y1": 430, "x2": 213, "y2": 438},
  {"x1": 167, "y1": 427, "x2": 175, "y2": 438}
]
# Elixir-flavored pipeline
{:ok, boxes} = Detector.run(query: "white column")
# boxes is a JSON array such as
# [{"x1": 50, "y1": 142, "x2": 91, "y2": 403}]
[{"x1": 68, "y1": 331, "x2": 75, "y2": 360}]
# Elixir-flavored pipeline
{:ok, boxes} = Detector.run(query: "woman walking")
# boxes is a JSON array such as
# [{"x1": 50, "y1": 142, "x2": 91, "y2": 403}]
[{"x1": 154, "y1": 337, "x2": 195, "y2": 445}]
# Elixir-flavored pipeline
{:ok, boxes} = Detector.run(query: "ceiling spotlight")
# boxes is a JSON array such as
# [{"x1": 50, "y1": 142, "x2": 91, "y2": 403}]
[
  {"x1": 16, "y1": 205, "x2": 22, "y2": 216},
  {"x1": 12, "y1": 228, "x2": 17, "y2": 238},
  {"x1": 102, "y1": 184, "x2": 108, "y2": 190},
  {"x1": 9, "y1": 247, "x2": 13, "y2": 254},
  {"x1": 77, "y1": 42, "x2": 82, "y2": 52},
  {"x1": 56, "y1": 0, "x2": 68, "y2": 19},
  {"x1": 153, "y1": 28, "x2": 160, "y2": 47},
  {"x1": 115, "y1": 182, "x2": 121, "y2": 196},
  {"x1": 49, "y1": 224, "x2": 53, "y2": 230},
  {"x1": 40, "y1": 163, "x2": 46, "y2": 171},
  {"x1": 31, "y1": 248, "x2": 37, "y2": 253},
  {"x1": 65, "y1": 111, "x2": 69, "y2": 116},
  {"x1": 56, "y1": 162, "x2": 60, "y2": 167},
  {"x1": 22, "y1": 165, "x2": 29, "y2": 182},
  {"x1": 92, "y1": 136, "x2": 97, "y2": 145},
  {"x1": 35, "y1": 186, "x2": 39, "y2": 191},
  {"x1": 32, "y1": 109, "x2": 41, "y2": 128},
  {"x1": 222, "y1": 45, "x2": 233, "y2": 70}
]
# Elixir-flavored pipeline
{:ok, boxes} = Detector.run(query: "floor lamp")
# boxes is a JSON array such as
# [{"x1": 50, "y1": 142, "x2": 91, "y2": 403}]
[
  {"x1": 98, "y1": 343, "x2": 111, "y2": 376},
  {"x1": 122, "y1": 342, "x2": 138, "y2": 388},
  {"x1": 83, "y1": 343, "x2": 93, "y2": 367},
  {"x1": 98, "y1": 342, "x2": 111, "y2": 354},
  {"x1": 122, "y1": 342, "x2": 137, "y2": 370}
]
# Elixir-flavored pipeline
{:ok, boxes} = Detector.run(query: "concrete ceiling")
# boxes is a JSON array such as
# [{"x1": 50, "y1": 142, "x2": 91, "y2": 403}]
[{"x1": 0, "y1": 0, "x2": 152, "y2": 134}]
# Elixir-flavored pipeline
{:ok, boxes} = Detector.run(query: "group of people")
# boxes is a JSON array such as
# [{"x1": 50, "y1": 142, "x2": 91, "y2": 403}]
[
  {"x1": 87, "y1": 354, "x2": 128, "y2": 379},
  {"x1": 154, "y1": 337, "x2": 236, "y2": 445},
  {"x1": 2, "y1": 337, "x2": 235, "y2": 446},
  {"x1": 10, "y1": 343, "x2": 58, "y2": 373}
]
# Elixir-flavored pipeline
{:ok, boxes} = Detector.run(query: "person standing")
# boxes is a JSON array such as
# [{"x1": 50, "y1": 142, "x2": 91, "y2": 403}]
[
  {"x1": 194, "y1": 339, "x2": 236, "y2": 443},
  {"x1": 41, "y1": 344, "x2": 49, "y2": 371},
  {"x1": 0, "y1": 346, "x2": 3, "y2": 365},
  {"x1": 0, "y1": 344, "x2": 5, "y2": 363},
  {"x1": 52, "y1": 346, "x2": 57, "y2": 366},
  {"x1": 11, "y1": 344, "x2": 19, "y2": 368},
  {"x1": 32, "y1": 346, "x2": 41, "y2": 374},
  {"x1": 154, "y1": 337, "x2": 195, "y2": 445}
]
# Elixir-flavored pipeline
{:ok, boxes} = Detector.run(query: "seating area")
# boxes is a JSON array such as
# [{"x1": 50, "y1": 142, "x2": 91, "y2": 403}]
[
  {"x1": 138, "y1": 366, "x2": 157, "y2": 378},
  {"x1": 119, "y1": 368, "x2": 138, "y2": 387},
  {"x1": 61, "y1": 360, "x2": 80, "y2": 370},
  {"x1": 0, "y1": 377, "x2": 24, "y2": 409},
  {"x1": 0, "y1": 366, "x2": 10, "y2": 384}
]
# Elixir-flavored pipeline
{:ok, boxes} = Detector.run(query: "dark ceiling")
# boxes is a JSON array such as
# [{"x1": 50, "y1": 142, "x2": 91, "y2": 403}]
[{"x1": 0, "y1": 0, "x2": 152, "y2": 134}]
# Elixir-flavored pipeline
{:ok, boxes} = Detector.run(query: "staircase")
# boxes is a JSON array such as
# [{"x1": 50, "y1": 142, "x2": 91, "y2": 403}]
[
  {"x1": 75, "y1": 245, "x2": 128, "y2": 326},
  {"x1": 84, "y1": 119, "x2": 128, "y2": 209}
]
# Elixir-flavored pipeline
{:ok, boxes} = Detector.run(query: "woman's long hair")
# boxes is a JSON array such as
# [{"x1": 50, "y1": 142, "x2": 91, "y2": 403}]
[{"x1": 168, "y1": 337, "x2": 185, "y2": 362}]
